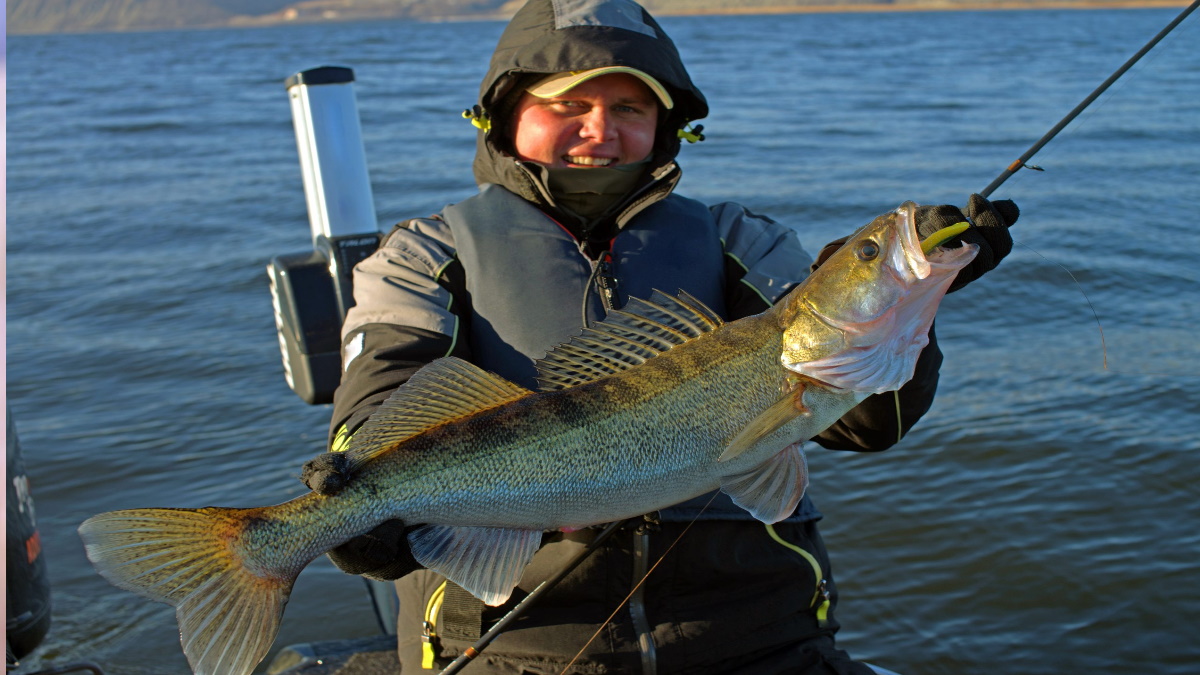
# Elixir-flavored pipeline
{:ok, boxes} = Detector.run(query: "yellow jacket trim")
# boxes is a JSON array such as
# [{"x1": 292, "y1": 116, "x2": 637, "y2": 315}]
[
  {"x1": 765, "y1": 523, "x2": 831, "y2": 627},
  {"x1": 421, "y1": 581, "x2": 448, "y2": 669}
]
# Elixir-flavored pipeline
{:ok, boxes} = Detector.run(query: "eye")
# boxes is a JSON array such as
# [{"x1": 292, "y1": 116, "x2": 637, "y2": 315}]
[
  {"x1": 855, "y1": 240, "x2": 880, "y2": 261},
  {"x1": 549, "y1": 100, "x2": 586, "y2": 112}
]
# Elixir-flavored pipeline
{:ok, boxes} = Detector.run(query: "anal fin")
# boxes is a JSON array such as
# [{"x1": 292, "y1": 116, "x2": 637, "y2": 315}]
[{"x1": 407, "y1": 525, "x2": 542, "y2": 606}]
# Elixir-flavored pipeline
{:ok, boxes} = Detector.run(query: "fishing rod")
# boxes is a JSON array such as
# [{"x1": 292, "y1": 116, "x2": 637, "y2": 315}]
[
  {"x1": 436, "y1": 5, "x2": 1197, "y2": 673},
  {"x1": 980, "y1": 0, "x2": 1199, "y2": 198}
]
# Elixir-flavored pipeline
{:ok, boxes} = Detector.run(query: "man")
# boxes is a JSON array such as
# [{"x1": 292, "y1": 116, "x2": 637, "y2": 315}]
[{"x1": 302, "y1": 0, "x2": 1017, "y2": 672}]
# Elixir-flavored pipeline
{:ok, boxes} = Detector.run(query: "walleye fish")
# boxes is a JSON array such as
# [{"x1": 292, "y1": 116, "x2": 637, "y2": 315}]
[{"x1": 79, "y1": 202, "x2": 975, "y2": 675}]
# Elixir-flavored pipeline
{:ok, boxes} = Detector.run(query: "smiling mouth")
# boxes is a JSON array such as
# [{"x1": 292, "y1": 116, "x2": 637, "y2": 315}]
[{"x1": 565, "y1": 156, "x2": 615, "y2": 167}]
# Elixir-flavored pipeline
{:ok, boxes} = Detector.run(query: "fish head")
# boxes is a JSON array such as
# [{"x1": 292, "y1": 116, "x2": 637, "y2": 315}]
[{"x1": 778, "y1": 201, "x2": 978, "y2": 394}]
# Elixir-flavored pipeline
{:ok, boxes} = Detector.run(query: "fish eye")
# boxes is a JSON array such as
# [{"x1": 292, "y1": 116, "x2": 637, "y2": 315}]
[{"x1": 855, "y1": 241, "x2": 880, "y2": 261}]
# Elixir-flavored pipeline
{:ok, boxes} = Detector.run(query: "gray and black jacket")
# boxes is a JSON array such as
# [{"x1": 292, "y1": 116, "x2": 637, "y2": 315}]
[{"x1": 327, "y1": 1, "x2": 940, "y2": 672}]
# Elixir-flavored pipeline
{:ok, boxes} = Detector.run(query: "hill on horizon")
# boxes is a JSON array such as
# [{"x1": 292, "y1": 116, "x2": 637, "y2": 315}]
[{"x1": 6, "y1": 0, "x2": 514, "y2": 34}]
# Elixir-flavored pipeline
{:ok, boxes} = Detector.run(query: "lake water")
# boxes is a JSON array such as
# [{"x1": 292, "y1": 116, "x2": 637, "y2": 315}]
[{"x1": 6, "y1": 6, "x2": 1199, "y2": 674}]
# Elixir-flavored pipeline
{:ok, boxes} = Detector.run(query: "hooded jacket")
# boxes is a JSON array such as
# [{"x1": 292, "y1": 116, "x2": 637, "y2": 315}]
[
  {"x1": 327, "y1": 1, "x2": 940, "y2": 672},
  {"x1": 469, "y1": 0, "x2": 707, "y2": 219}
]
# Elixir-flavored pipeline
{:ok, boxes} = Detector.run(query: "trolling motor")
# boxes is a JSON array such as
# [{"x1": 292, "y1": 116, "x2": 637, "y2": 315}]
[
  {"x1": 268, "y1": 66, "x2": 382, "y2": 405},
  {"x1": 267, "y1": 65, "x2": 401, "y2": 639}
]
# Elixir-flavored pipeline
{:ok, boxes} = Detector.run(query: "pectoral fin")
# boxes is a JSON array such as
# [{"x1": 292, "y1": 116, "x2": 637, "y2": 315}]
[
  {"x1": 407, "y1": 525, "x2": 542, "y2": 606},
  {"x1": 720, "y1": 442, "x2": 810, "y2": 523},
  {"x1": 719, "y1": 383, "x2": 809, "y2": 462}
]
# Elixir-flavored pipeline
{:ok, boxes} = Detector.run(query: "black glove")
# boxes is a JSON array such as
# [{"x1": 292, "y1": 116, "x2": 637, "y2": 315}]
[
  {"x1": 301, "y1": 451, "x2": 352, "y2": 496},
  {"x1": 326, "y1": 519, "x2": 422, "y2": 581},
  {"x1": 915, "y1": 194, "x2": 1018, "y2": 292}
]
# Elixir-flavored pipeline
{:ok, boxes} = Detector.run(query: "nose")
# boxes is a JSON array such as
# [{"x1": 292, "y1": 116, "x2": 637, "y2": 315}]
[{"x1": 578, "y1": 107, "x2": 617, "y2": 142}]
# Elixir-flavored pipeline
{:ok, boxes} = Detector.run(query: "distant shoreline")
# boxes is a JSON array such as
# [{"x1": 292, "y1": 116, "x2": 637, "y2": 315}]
[{"x1": 9, "y1": 0, "x2": 1190, "y2": 35}]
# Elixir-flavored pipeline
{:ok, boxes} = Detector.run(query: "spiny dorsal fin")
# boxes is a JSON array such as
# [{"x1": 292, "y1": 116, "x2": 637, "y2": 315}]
[
  {"x1": 346, "y1": 357, "x2": 531, "y2": 468},
  {"x1": 627, "y1": 289, "x2": 723, "y2": 337},
  {"x1": 535, "y1": 290, "x2": 724, "y2": 391}
]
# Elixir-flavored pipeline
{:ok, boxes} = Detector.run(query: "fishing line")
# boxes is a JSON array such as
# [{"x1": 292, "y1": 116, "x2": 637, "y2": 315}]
[
  {"x1": 558, "y1": 492, "x2": 720, "y2": 675},
  {"x1": 1014, "y1": 241, "x2": 1108, "y2": 370},
  {"x1": 1018, "y1": 241, "x2": 1197, "y2": 379}
]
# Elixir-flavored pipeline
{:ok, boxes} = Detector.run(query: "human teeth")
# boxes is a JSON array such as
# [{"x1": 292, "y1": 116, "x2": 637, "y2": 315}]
[{"x1": 566, "y1": 156, "x2": 613, "y2": 166}]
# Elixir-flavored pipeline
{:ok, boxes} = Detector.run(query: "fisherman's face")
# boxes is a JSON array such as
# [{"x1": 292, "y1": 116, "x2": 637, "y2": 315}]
[{"x1": 510, "y1": 73, "x2": 659, "y2": 169}]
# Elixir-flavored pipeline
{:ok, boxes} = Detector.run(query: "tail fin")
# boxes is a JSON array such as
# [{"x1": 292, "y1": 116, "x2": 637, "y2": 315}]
[{"x1": 79, "y1": 507, "x2": 297, "y2": 675}]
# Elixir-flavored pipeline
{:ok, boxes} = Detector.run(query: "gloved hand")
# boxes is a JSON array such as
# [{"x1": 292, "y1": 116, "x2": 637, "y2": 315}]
[
  {"x1": 300, "y1": 452, "x2": 423, "y2": 580},
  {"x1": 915, "y1": 194, "x2": 1018, "y2": 292},
  {"x1": 326, "y1": 519, "x2": 422, "y2": 581},
  {"x1": 301, "y1": 451, "x2": 352, "y2": 496}
]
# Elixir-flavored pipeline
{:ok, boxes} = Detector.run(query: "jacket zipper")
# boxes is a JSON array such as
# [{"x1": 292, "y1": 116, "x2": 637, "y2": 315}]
[
  {"x1": 765, "y1": 524, "x2": 831, "y2": 627},
  {"x1": 593, "y1": 251, "x2": 620, "y2": 313}
]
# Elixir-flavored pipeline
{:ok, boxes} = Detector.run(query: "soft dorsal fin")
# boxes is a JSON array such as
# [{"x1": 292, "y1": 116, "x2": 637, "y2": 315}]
[
  {"x1": 535, "y1": 290, "x2": 723, "y2": 391},
  {"x1": 345, "y1": 357, "x2": 531, "y2": 469}
]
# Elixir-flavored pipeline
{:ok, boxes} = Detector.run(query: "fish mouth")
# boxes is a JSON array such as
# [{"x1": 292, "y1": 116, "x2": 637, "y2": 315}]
[
  {"x1": 896, "y1": 201, "x2": 978, "y2": 281},
  {"x1": 782, "y1": 202, "x2": 980, "y2": 394}
]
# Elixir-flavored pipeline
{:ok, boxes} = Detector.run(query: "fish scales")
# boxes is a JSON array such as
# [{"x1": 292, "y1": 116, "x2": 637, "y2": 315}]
[
  {"x1": 213, "y1": 314, "x2": 804, "y2": 602},
  {"x1": 78, "y1": 202, "x2": 978, "y2": 675}
]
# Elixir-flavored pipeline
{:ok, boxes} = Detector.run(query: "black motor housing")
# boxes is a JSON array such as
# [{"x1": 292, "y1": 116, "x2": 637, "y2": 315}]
[
  {"x1": 6, "y1": 407, "x2": 52, "y2": 661},
  {"x1": 271, "y1": 66, "x2": 382, "y2": 406},
  {"x1": 268, "y1": 233, "x2": 380, "y2": 405}
]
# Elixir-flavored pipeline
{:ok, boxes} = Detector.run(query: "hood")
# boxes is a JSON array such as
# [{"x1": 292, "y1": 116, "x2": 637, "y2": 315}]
[{"x1": 471, "y1": 0, "x2": 708, "y2": 206}]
